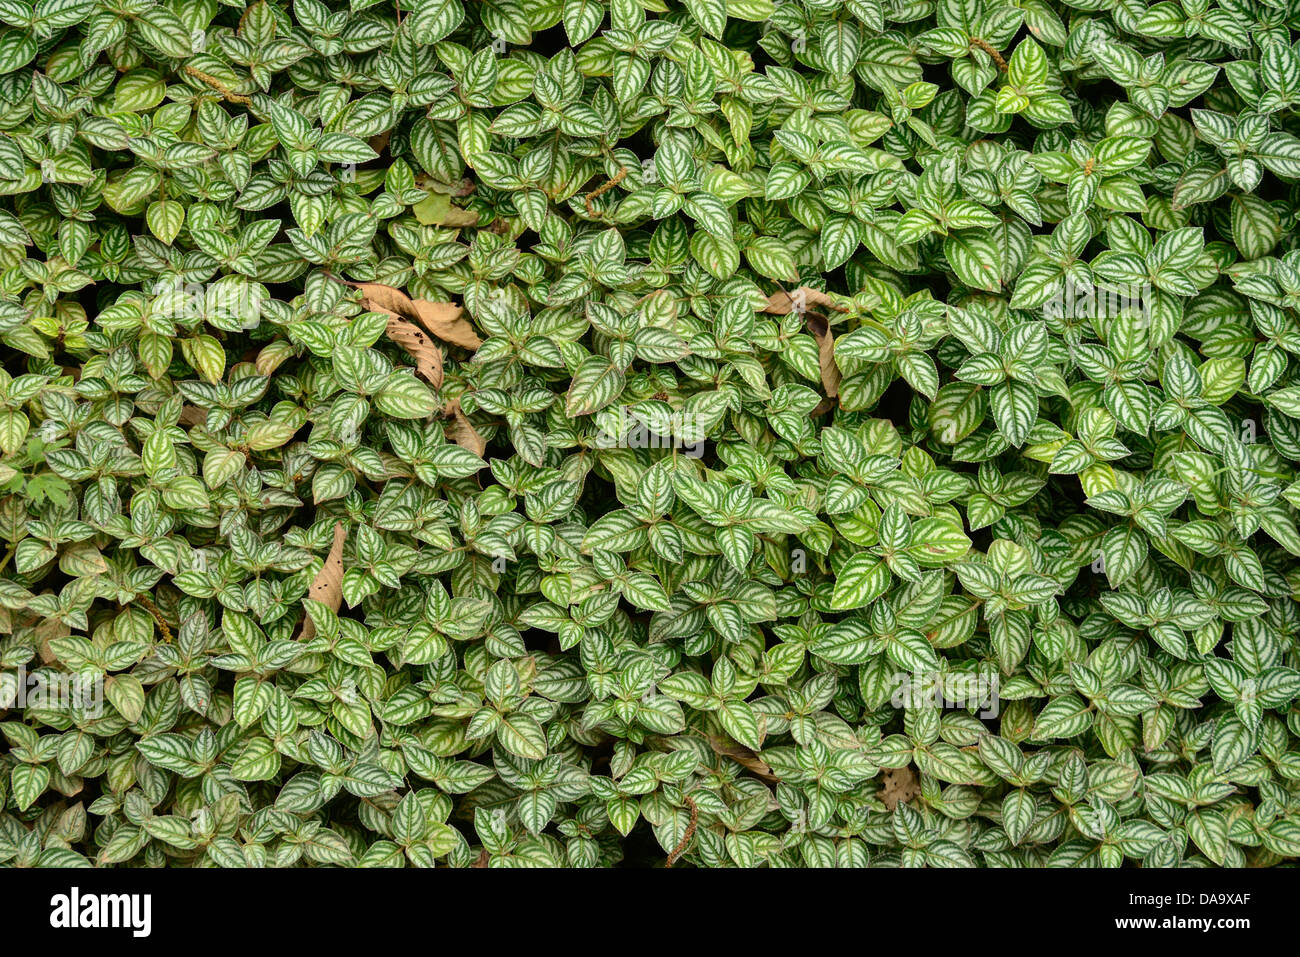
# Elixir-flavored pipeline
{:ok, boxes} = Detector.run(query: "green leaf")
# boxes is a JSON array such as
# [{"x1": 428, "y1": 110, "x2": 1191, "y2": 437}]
[
  {"x1": 566, "y1": 356, "x2": 625, "y2": 417},
  {"x1": 831, "y1": 555, "x2": 891, "y2": 609}
]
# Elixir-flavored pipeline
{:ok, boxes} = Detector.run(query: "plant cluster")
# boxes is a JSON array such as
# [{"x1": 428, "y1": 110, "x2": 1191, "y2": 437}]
[{"x1": 2, "y1": 0, "x2": 1300, "y2": 868}]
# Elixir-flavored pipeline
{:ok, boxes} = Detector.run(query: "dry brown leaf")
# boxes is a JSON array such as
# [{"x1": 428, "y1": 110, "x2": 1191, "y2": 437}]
[
  {"x1": 806, "y1": 313, "x2": 842, "y2": 398},
  {"x1": 299, "y1": 522, "x2": 346, "y2": 642},
  {"x1": 178, "y1": 405, "x2": 207, "y2": 427},
  {"x1": 444, "y1": 398, "x2": 486, "y2": 457},
  {"x1": 762, "y1": 286, "x2": 847, "y2": 315},
  {"x1": 350, "y1": 281, "x2": 416, "y2": 317},
  {"x1": 442, "y1": 207, "x2": 479, "y2": 227},
  {"x1": 347, "y1": 280, "x2": 483, "y2": 351},
  {"x1": 878, "y1": 766, "x2": 921, "y2": 810},
  {"x1": 381, "y1": 311, "x2": 444, "y2": 389},
  {"x1": 414, "y1": 174, "x2": 476, "y2": 197},
  {"x1": 368, "y1": 130, "x2": 391, "y2": 155},
  {"x1": 708, "y1": 733, "x2": 779, "y2": 783},
  {"x1": 411, "y1": 299, "x2": 483, "y2": 350},
  {"x1": 36, "y1": 616, "x2": 70, "y2": 665}
]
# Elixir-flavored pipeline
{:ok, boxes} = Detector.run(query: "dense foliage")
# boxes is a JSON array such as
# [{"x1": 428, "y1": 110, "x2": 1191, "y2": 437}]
[{"x1": 2, "y1": 0, "x2": 1300, "y2": 868}]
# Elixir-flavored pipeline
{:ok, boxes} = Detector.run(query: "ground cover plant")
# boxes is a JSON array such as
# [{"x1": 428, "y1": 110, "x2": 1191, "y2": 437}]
[{"x1": 2, "y1": 0, "x2": 1300, "y2": 868}]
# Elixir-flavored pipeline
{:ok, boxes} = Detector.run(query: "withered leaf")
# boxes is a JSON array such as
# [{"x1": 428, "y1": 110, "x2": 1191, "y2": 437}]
[
  {"x1": 445, "y1": 398, "x2": 486, "y2": 457},
  {"x1": 415, "y1": 174, "x2": 476, "y2": 197},
  {"x1": 763, "y1": 286, "x2": 847, "y2": 315},
  {"x1": 809, "y1": 396, "x2": 836, "y2": 418},
  {"x1": 707, "y1": 733, "x2": 779, "y2": 783},
  {"x1": 367, "y1": 129, "x2": 391, "y2": 155},
  {"x1": 440, "y1": 206, "x2": 479, "y2": 227},
  {"x1": 36, "y1": 616, "x2": 70, "y2": 665},
  {"x1": 348, "y1": 281, "x2": 483, "y2": 351},
  {"x1": 179, "y1": 405, "x2": 207, "y2": 427},
  {"x1": 349, "y1": 281, "x2": 413, "y2": 317},
  {"x1": 381, "y1": 311, "x2": 443, "y2": 389},
  {"x1": 878, "y1": 766, "x2": 921, "y2": 811},
  {"x1": 806, "y1": 313, "x2": 842, "y2": 399},
  {"x1": 299, "y1": 522, "x2": 346, "y2": 642},
  {"x1": 411, "y1": 299, "x2": 483, "y2": 350}
]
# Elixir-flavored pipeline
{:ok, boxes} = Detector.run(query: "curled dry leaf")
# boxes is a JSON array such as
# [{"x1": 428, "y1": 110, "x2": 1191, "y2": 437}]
[
  {"x1": 415, "y1": 173, "x2": 476, "y2": 197},
  {"x1": 809, "y1": 396, "x2": 836, "y2": 418},
  {"x1": 299, "y1": 522, "x2": 347, "y2": 642},
  {"x1": 411, "y1": 299, "x2": 483, "y2": 350},
  {"x1": 381, "y1": 311, "x2": 444, "y2": 389},
  {"x1": 178, "y1": 405, "x2": 207, "y2": 427},
  {"x1": 368, "y1": 129, "x2": 391, "y2": 155},
  {"x1": 36, "y1": 615, "x2": 70, "y2": 665},
  {"x1": 707, "y1": 733, "x2": 779, "y2": 783},
  {"x1": 445, "y1": 398, "x2": 486, "y2": 457},
  {"x1": 805, "y1": 313, "x2": 842, "y2": 399},
  {"x1": 762, "y1": 286, "x2": 847, "y2": 315},
  {"x1": 348, "y1": 281, "x2": 414, "y2": 317},
  {"x1": 347, "y1": 280, "x2": 483, "y2": 351},
  {"x1": 878, "y1": 766, "x2": 921, "y2": 811}
]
